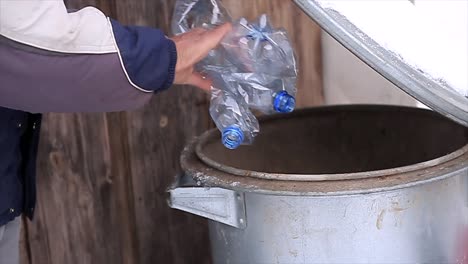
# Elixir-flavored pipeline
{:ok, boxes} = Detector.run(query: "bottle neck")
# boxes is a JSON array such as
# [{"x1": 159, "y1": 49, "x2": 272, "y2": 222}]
[
  {"x1": 222, "y1": 126, "x2": 244, "y2": 149},
  {"x1": 273, "y1": 91, "x2": 296, "y2": 113}
]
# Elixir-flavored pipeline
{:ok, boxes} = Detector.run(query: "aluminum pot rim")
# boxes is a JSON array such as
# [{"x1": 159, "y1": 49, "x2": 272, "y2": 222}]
[
  {"x1": 182, "y1": 105, "x2": 468, "y2": 196},
  {"x1": 196, "y1": 105, "x2": 468, "y2": 182}
]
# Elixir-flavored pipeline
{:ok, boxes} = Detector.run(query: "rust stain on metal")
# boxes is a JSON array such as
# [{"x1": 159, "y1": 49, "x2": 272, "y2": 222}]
[
  {"x1": 377, "y1": 209, "x2": 386, "y2": 230},
  {"x1": 392, "y1": 206, "x2": 408, "y2": 212},
  {"x1": 391, "y1": 201, "x2": 409, "y2": 212}
]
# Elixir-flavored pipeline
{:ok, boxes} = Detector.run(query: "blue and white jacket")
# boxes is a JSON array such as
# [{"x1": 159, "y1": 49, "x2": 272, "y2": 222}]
[
  {"x1": 0, "y1": 0, "x2": 178, "y2": 113},
  {"x1": 0, "y1": 0, "x2": 178, "y2": 226}
]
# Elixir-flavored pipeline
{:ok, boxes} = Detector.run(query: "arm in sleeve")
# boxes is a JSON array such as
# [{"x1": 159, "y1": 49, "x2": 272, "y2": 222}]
[{"x1": 0, "y1": 0, "x2": 177, "y2": 113}]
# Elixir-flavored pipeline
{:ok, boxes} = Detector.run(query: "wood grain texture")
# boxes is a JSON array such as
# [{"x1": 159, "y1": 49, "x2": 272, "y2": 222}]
[
  {"x1": 20, "y1": 216, "x2": 31, "y2": 264},
  {"x1": 20, "y1": 0, "x2": 323, "y2": 264},
  {"x1": 113, "y1": 1, "x2": 213, "y2": 263},
  {"x1": 124, "y1": 89, "x2": 213, "y2": 264},
  {"x1": 25, "y1": 113, "x2": 126, "y2": 264}
]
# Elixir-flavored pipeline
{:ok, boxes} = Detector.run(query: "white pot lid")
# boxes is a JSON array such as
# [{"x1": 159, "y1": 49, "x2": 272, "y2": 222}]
[{"x1": 294, "y1": 0, "x2": 468, "y2": 127}]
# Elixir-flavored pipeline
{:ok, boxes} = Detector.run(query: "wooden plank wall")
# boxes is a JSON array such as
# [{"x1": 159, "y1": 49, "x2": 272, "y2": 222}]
[{"x1": 19, "y1": 1, "x2": 323, "y2": 264}]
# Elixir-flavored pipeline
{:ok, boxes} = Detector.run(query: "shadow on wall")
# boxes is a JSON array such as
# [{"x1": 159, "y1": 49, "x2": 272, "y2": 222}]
[{"x1": 321, "y1": 32, "x2": 424, "y2": 108}]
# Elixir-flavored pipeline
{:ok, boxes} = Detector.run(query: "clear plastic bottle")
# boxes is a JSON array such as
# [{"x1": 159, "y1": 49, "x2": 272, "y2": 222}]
[
  {"x1": 171, "y1": 0, "x2": 232, "y2": 34},
  {"x1": 209, "y1": 74, "x2": 259, "y2": 149},
  {"x1": 221, "y1": 14, "x2": 298, "y2": 77},
  {"x1": 172, "y1": 0, "x2": 233, "y2": 69},
  {"x1": 223, "y1": 73, "x2": 296, "y2": 114},
  {"x1": 172, "y1": 3, "x2": 298, "y2": 149}
]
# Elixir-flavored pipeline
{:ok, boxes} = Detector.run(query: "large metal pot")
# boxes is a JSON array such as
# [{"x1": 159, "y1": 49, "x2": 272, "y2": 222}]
[{"x1": 169, "y1": 105, "x2": 468, "y2": 264}]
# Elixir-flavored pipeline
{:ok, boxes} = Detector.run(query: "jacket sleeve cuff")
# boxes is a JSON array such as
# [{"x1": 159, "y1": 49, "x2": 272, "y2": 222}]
[
  {"x1": 163, "y1": 39, "x2": 177, "y2": 90},
  {"x1": 110, "y1": 19, "x2": 178, "y2": 93}
]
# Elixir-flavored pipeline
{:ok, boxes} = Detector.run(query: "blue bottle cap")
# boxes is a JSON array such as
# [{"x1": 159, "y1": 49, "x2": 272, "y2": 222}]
[
  {"x1": 273, "y1": 91, "x2": 296, "y2": 113},
  {"x1": 222, "y1": 126, "x2": 244, "y2": 150}
]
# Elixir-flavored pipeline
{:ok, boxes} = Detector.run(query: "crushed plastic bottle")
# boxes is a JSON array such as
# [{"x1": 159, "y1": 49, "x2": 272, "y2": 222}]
[
  {"x1": 223, "y1": 73, "x2": 296, "y2": 114},
  {"x1": 221, "y1": 14, "x2": 298, "y2": 77},
  {"x1": 209, "y1": 74, "x2": 259, "y2": 149},
  {"x1": 172, "y1": 0, "x2": 298, "y2": 149},
  {"x1": 219, "y1": 14, "x2": 298, "y2": 114},
  {"x1": 172, "y1": 0, "x2": 233, "y2": 70},
  {"x1": 171, "y1": 0, "x2": 232, "y2": 34}
]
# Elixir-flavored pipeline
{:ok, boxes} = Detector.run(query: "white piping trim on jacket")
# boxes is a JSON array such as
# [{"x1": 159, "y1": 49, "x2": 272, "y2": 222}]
[
  {"x1": 0, "y1": 33, "x2": 117, "y2": 54},
  {"x1": 107, "y1": 18, "x2": 153, "y2": 93}
]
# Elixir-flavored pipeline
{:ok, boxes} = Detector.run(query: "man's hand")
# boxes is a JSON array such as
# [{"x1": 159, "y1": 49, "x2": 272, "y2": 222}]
[{"x1": 171, "y1": 23, "x2": 232, "y2": 91}]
